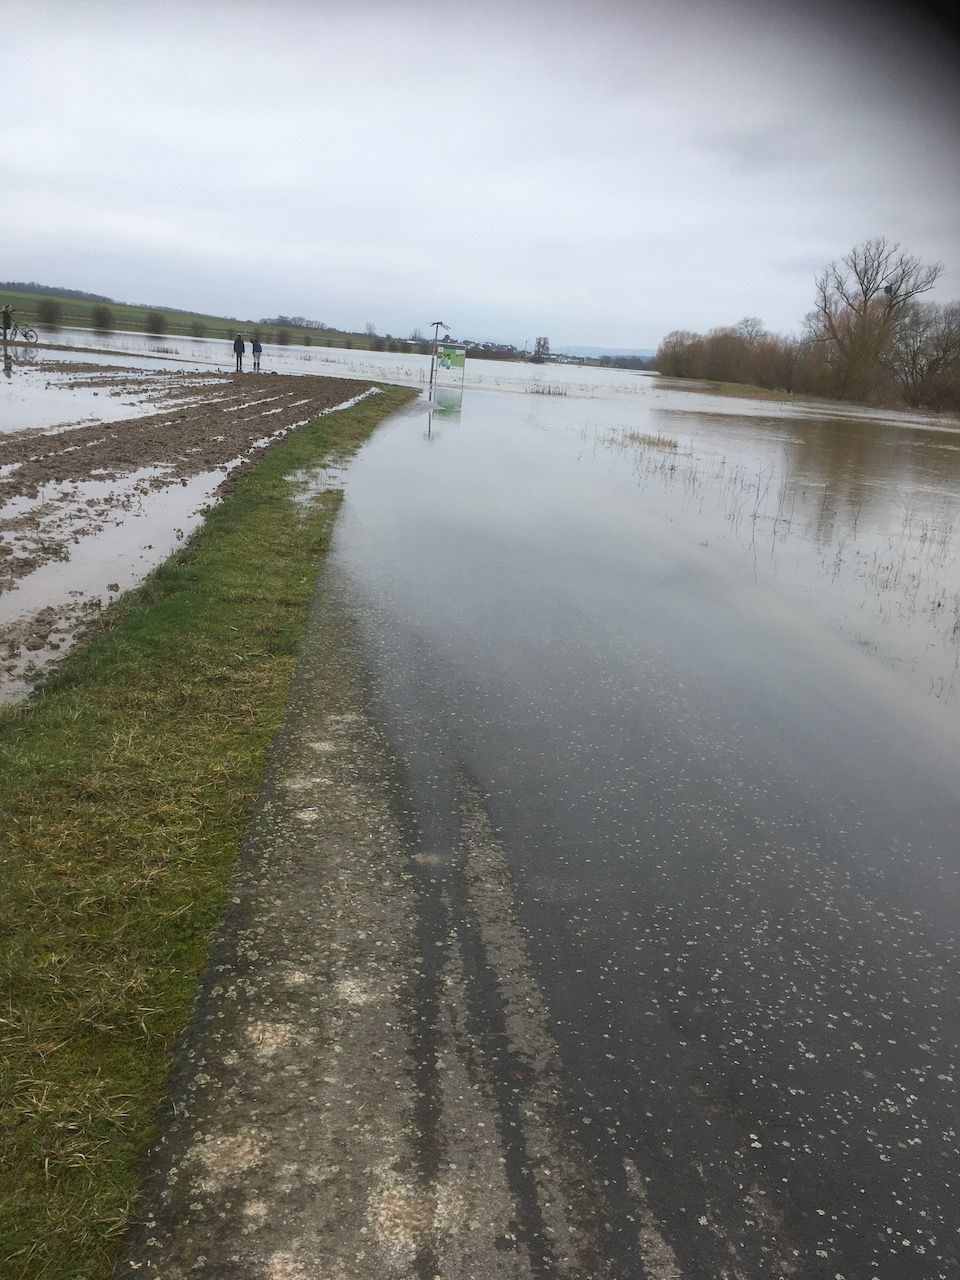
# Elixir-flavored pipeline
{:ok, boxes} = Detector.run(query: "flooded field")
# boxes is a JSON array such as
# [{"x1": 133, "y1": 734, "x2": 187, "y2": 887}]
[
  {"x1": 320, "y1": 382, "x2": 960, "y2": 1277},
  {"x1": 0, "y1": 343, "x2": 375, "y2": 698}
]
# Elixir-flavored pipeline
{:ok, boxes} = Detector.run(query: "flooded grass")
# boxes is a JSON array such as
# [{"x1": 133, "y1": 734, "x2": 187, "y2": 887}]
[
  {"x1": 0, "y1": 385, "x2": 415, "y2": 1280},
  {"x1": 654, "y1": 375, "x2": 806, "y2": 402},
  {"x1": 525, "y1": 381, "x2": 568, "y2": 396},
  {"x1": 598, "y1": 417, "x2": 960, "y2": 695},
  {"x1": 610, "y1": 427, "x2": 679, "y2": 451}
]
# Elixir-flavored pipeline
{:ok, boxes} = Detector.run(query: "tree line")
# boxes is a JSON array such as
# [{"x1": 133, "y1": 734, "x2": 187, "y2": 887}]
[
  {"x1": 25, "y1": 298, "x2": 170, "y2": 336},
  {"x1": 655, "y1": 239, "x2": 960, "y2": 411},
  {"x1": 0, "y1": 280, "x2": 112, "y2": 302}
]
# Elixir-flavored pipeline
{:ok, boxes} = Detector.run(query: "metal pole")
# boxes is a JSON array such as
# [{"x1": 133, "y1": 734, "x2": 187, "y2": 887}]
[{"x1": 428, "y1": 320, "x2": 446, "y2": 400}]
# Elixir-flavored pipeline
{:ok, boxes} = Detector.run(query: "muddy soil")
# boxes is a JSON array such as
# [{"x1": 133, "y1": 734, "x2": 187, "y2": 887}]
[{"x1": 0, "y1": 363, "x2": 373, "y2": 692}]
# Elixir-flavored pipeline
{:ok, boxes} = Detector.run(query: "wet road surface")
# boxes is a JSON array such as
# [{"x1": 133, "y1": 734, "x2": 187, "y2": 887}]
[
  {"x1": 321, "y1": 388, "x2": 960, "y2": 1278},
  {"x1": 124, "y1": 382, "x2": 960, "y2": 1278}
]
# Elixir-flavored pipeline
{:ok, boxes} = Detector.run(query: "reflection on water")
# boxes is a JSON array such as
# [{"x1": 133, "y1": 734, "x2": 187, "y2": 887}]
[
  {"x1": 426, "y1": 384, "x2": 464, "y2": 439},
  {"x1": 431, "y1": 386, "x2": 463, "y2": 417},
  {"x1": 1, "y1": 339, "x2": 38, "y2": 384},
  {"x1": 605, "y1": 406, "x2": 960, "y2": 705}
]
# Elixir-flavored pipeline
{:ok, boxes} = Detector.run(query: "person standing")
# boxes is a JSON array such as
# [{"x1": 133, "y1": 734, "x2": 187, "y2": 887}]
[
  {"x1": 252, "y1": 337, "x2": 262, "y2": 372},
  {"x1": 1, "y1": 304, "x2": 12, "y2": 339},
  {"x1": 233, "y1": 333, "x2": 245, "y2": 372}
]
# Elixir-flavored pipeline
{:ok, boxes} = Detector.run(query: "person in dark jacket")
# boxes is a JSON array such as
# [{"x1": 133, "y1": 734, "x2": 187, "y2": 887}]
[
  {"x1": 252, "y1": 337, "x2": 262, "y2": 372},
  {"x1": 233, "y1": 333, "x2": 245, "y2": 372}
]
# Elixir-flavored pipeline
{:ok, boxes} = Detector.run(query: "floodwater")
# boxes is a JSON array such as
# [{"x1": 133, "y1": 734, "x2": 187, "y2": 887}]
[
  {"x1": 0, "y1": 335, "x2": 379, "y2": 700},
  {"x1": 26, "y1": 324, "x2": 437, "y2": 386},
  {"x1": 6, "y1": 331, "x2": 960, "y2": 1271},
  {"x1": 320, "y1": 382, "x2": 960, "y2": 1277}
]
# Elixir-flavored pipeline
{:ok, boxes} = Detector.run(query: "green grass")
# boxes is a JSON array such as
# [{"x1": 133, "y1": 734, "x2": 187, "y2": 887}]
[
  {"x1": 0, "y1": 384, "x2": 416, "y2": 1280},
  {"x1": 0, "y1": 288, "x2": 390, "y2": 349}
]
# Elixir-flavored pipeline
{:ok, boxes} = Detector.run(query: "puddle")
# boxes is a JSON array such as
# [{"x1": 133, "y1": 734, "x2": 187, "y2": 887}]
[
  {"x1": 0, "y1": 469, "x2": 223, "y2": 701},
  {"x1": 0, "y1": 357, "x2": 223, "y2": 434},
  {"x1": 288, "y1": 463, "x2": 348, "y2": 506},
  {"x1": 0, "y1": 366, "x2": 378, "y2": 699},
  {"x1": 1, "y1": 366, "x2": 167, "y2": 433}
]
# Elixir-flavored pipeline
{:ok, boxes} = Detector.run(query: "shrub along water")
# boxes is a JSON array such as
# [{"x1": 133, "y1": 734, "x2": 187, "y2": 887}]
[
  {"x1": 656, "y1": 238, "x2": 960, "y2": 412},
  {"x1": 0, "y1": 384, "x2": 416, "y2": 1280}
]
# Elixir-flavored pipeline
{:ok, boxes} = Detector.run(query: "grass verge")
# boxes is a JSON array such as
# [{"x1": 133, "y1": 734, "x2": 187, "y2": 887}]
[
  {"x1": 0, "y1": 384, "x2": 416, "y2": 1280},
  {"x1": 653, "y1": 374, "x2": 800, "y2": 402}
]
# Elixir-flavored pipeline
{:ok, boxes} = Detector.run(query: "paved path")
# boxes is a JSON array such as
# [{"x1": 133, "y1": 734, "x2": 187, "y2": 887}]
[{"x1": 119, "y1": 587, "x2": 664, "y2": 1279}]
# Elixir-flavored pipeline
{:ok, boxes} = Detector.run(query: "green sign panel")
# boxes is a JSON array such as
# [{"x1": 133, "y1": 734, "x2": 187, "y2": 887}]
[{"x1": 439, "y1": 345, "x2": 465, "y2": 369}]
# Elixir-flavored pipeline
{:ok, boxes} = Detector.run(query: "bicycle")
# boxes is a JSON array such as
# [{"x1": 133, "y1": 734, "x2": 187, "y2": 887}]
[{"x1": 7, "y1": 321, "x2": 39, "y2": 344}]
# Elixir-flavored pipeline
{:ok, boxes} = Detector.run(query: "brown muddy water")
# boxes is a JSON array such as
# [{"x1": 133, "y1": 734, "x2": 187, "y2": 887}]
[{"x1": 318, "y1": 382, "x2": 960, "y2": 1278}]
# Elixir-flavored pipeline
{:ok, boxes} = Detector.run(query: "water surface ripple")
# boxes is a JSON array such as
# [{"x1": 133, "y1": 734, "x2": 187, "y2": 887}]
[{"x1": 327, "y1": 381, "x2": 960, "y2": 1279}]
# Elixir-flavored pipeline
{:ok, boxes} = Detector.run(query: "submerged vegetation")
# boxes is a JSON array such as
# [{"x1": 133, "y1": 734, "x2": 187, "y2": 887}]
[
  {"x1": 0, "y1": 385, "x2": 415, "y2": 1280},
  {"x1": 614, "y1": 429, "x2": 679, "y2": 450},
  {"x1": 598, "y1": 413, "x2": 960, "y2": 683},
  {"x1": 657, "y1": 238, "x2": 960, "y2": 412},
  {"x1": 609, "y1": 447, "x2": 955, "y2": 670}
]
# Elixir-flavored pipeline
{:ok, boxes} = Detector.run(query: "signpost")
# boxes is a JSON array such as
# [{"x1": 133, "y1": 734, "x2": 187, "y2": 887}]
[
  {"x1": 427, "y1": 320, "x2": 446, "y2": 400},
  {"x1": 427, "y1": 323, "x2": 466, "y2": 399},
  {"x1": 426, "y1": 322, "x2": 466, "y2": 438}
]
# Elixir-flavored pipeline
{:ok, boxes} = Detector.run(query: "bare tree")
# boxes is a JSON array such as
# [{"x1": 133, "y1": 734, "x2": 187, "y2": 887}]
[
  {"x1": 655, "y1": 330, "x2": 703, "y2": 377},
  {"x1": 888, "y1": 301, "x2": 960, "y2": 407},
  {"x1": 810, "y1": 237, "x2": 942, "y2": 400},
  {"x1": 651, "y1": 239, "x2": 955, "y2": 407},
  {"x1": 735, "y1": 316, "x2": 766, "y2": 346}
]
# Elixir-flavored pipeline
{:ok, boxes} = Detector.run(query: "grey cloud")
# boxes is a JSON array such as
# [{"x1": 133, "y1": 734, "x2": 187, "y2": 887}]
[{"x1": 3, "y1": 0, "x2": 958, "y2": 347}]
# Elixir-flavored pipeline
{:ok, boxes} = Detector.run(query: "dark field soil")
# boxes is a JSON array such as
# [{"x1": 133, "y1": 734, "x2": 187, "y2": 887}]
[{"x1": 0, "y1": 364, "x2": 374, "y2": 687}]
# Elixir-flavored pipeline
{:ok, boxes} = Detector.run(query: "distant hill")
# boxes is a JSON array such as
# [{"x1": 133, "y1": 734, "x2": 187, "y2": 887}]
[
  {"x1": 0, "y1": 281, "x2": 113, "y2": 303},
  {"x1": 0, "y1": 284, "x2": 414, "y2": 352}
]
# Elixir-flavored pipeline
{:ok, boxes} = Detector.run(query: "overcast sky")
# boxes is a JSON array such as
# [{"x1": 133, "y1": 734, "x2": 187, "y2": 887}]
[{"x1": 4, "y1": 0, "x2": 959, "y2": 349}]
